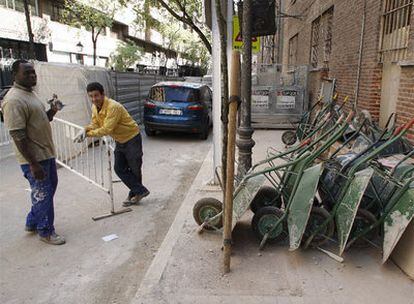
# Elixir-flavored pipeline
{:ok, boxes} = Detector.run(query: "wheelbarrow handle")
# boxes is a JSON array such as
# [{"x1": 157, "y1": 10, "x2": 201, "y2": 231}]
[
  {"x1": 393, "y1": 118, "x2": 414, "y2": 136},
  {"x1": 336, "y1": 96, "x2": 349, "y2": 112},
  {"x1": 345, "y1": 110, "x2": 355, "y2": 123},
  {"x1": 299, "y1": 138, "x2": 312, "y2": 148},
  {"x1": 318, "y1": 112, "x2": 331, "y2": 124},
  {"x1": 405, "y1": 117, "x2": 414, "y2": 130},
  {"x1": 343, "y1": 96, "x2": 349, "y2": 104},
  {"x1": 336, "y1": 112, "x2": 346, "y2": 124}
]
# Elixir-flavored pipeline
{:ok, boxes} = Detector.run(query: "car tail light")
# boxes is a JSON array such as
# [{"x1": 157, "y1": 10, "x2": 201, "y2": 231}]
[
  {"x1": 144, "y1": 101, "x2": 156, "y2": 109},
  {"x1": 188, "y1": 104, "x2": 204, "y2": 110}
]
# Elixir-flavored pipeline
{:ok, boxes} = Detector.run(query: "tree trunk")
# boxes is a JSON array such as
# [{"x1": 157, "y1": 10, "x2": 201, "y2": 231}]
[
  {"x1": 93, "y1": 41, "x2": 97, "y2": 66},
  {"x1": 23, "y1": 0, "x2": 36, "y2": 59}
]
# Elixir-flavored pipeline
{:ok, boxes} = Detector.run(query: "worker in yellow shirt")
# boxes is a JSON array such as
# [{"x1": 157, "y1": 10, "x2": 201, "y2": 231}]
[{"x1": 74, "y1": 82, "x2": 149, "y2": 206}]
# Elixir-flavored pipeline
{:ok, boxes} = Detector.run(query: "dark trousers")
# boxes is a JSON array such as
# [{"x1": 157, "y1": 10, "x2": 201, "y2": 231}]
[
  {"x1": 21, "y1": 158, "x2": 58, "y2": 237},
  {"x1": 114, "y1": 133, "x2": 148, "y2": 197}
]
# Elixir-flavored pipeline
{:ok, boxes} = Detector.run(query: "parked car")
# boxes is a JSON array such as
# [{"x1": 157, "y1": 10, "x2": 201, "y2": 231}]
[{"x1": 143, "y1": 82, "x2": 212, "y2": 140}]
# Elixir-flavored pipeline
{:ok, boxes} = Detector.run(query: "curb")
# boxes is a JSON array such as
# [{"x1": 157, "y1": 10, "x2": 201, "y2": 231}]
[{"x1": 132, "y1": 147, "x2": 215, "y2": 303}]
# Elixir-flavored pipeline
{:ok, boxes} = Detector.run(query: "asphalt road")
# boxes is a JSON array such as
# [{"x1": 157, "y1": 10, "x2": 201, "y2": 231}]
[{"x1": 0, "y1": 130, "x2": 212, "y2": 304}]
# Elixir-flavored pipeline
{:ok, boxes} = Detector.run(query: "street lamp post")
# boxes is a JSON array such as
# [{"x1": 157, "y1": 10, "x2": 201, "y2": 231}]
[
  {"x1": 76, "y1": 42, "x2": 84, "y2": 53},
  {"x1": 237, "y1": 0, "x2": 255, "y2": 177}
]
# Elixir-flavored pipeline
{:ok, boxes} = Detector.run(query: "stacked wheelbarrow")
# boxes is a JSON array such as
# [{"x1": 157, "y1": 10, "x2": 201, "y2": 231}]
[{"x1": 192, "y1": 94, "x2": 414, "y2": 263}]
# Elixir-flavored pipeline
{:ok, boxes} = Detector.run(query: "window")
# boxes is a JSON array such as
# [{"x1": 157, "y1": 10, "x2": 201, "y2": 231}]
[
  {"x1": 149, "y1": 86, "x2": 200, "y2": 103},
  {"x1": 379, "y1": 0, "x2": 413, "y2": 62},
  {"x1": 288, "y1": 34, "x2": 298, "y2": 66},
  {"x1": 43, "y1": 1, "x2": 69, "y2": 23},
  {"x1": 310, "y1": 7, "x2": 334, "y2": 69},
  {"x1": 0, "y1": 0, "x2": 39, "y2": 16}
]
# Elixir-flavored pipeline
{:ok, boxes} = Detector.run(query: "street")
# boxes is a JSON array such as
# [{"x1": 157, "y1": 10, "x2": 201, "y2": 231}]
[{"x1": 0, "y1": 131, "x2": 211, "y2": 304}]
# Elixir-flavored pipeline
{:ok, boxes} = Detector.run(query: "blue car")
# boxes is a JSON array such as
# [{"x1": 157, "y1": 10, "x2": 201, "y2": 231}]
[{"x1": 144, "y1": 82, "x2": 212, "y2": 140}]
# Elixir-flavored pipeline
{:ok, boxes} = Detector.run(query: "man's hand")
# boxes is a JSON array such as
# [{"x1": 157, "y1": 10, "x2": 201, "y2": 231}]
[
  {"x1": 50, "y1": 102, "x2": 59, "y2": 113},
  {"x1": 73, "y1": 128, "x2": 86, "y2": 143},
  {"x1": 30, "y1": 162, "x2": 45, "y2": 180}
]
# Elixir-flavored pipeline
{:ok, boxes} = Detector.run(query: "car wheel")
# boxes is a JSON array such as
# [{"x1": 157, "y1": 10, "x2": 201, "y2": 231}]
[
  {"x1": 199, "y1": 120, "x2": 209, "y2": 140},
  {"x1": 145, "y1": 126, "x2": 156, "y2": 137}
]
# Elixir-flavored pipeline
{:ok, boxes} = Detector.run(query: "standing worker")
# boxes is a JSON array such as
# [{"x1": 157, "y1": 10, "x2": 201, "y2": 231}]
[
  {"x1": 74, "y1": 82, "x2": 150, "y2": 206},
  {"x1": 2, "y1": 59, "x2": 65, "y2": 245}
]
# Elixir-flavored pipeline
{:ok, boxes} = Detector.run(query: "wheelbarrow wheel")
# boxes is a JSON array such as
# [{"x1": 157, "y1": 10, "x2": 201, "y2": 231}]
[
  {"x1": 250, "y1": 186, "x2": 282, "y2": 214},
  {"x1": 349, "y1": 208, "x2": 378, "y2": 248},
  {"x1": 193, "y1": 197, "x2": 223, "y2": 230},
  {"x1": 282, "y1": 130, "x2": 297, "y2": 146},
  {"x1": 303, "y1": 207, "x2": 334, "y2": 247},
  {"x1": 251, "y1": 206, "x2": 288, "y2": 243}
]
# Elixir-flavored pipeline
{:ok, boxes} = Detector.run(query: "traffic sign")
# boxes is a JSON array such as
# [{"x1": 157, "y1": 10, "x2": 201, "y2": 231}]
[{"x1": 232, "y1": 16, "x2": 260, "y2": 53}]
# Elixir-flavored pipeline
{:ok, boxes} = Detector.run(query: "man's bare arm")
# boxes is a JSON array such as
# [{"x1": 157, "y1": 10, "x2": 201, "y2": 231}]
[{"x1": 9, "y1": 129, "x2": 45, "y2": 180}]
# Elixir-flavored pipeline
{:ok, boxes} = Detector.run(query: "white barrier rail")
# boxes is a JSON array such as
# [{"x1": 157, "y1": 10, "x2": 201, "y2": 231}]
[
  {"x1": 0, "y1": 121, "x2": 11, "y2": 147},
  {"x1": 51, "y1": 117, "x2": 131, "y2": 220}
]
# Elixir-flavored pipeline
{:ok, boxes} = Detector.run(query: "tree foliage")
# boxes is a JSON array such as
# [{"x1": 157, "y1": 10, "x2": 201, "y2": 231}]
[
  {"x1": 127, "y1": 0, "x2": 211, "y2": 54},
  {"x1": 62, "y1": 0, "x2": 122, "y2": 65},
  {"x1": 158, "y1": 20, "x2": 210, "y2": 72},
  {"x1": 108, "y1": 40, "x2": 143, "y2": 71}
]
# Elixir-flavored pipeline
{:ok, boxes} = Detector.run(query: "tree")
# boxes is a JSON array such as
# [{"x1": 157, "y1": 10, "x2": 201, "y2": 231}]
[
  {"x1": 108, "y1": 40, "x2": 143, "y2": 71},
  {"x1": 23, "y1": 0, "x2": 35, "y2": 59},
  {"x1": 127, "y1": 0, "x2": 211, "y2": 54},
  {"x1": 158, "y1": 21, "x2": 210, "y2": 72},
  {"x1": 62, "y1": 0, "x2": 122, "y2": 65},
  {"x1": 159, "y1": 0, "x2": 211, "y2": 54}
]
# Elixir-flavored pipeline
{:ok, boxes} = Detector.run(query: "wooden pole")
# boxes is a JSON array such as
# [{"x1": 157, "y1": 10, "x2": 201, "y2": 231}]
[{"x1": 223, "y1": 51, "x2": 241, "y2": 273}]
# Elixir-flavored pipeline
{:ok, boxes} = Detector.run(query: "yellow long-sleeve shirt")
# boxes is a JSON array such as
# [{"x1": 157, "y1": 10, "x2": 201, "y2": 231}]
[{"x1": 86, "y1": 97, "x2": 139, "y2": 144}]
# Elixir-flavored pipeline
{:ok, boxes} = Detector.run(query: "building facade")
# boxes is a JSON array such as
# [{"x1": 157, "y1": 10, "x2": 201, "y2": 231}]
[
  {"x1": 0, "y1": 0, "x2": 184, "y2": 79},
  {"x1": 282, "y1": 0, "x2": 414, "y2": 142}
]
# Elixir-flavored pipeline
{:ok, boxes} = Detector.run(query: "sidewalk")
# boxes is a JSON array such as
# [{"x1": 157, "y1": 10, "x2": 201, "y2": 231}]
[{"x1": 132, "y1": 130, "x2": 414, "y2": 304}]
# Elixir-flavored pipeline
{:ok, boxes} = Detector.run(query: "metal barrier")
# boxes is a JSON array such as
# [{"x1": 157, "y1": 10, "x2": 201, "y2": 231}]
[
  {"x1": 51, "y1": 117, "x2": 132, "y2": 220},
  {"x1": 111, "y1": 71, "x2": 183, "y2": 124}
]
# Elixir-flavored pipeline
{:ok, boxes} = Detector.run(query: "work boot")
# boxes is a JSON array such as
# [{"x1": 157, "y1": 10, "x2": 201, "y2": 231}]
[
  {"x1": 25, "y1": 225, "x2": 36, "y2": 233},
  {"x1": 122, "y1": 194, "x2": 133, "y2": 206},
  {"x1": 39, "y1": 232, "x2": 66, "y2": 245},
  {"x1": 123, "y1": 190, "x2": 150, "y2": 207}
]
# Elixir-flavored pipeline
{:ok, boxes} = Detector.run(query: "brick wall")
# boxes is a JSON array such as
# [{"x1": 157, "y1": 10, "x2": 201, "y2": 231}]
[
  {"x1": 283, "y1": 0, "x2": 382, "y2": 113},
  {"x1": 396, "y1": 66, "x2": 414, "y2": 143},
  {"x1": 282, "y1": 0, "x2": 414, "y2": 143}
]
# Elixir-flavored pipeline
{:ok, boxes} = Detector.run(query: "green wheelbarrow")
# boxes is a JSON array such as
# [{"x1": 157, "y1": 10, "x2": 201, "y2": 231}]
[
  {"x1": 250, "y1": 112, "x2": 354, "y2": 250},
  {"x1": 302, "y1": 118, "x2": 414, "y2": 256}
]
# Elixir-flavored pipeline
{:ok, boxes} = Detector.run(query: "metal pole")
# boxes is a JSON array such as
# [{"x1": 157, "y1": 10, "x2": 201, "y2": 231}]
[
  {"x1": 106, "y1": 140, "x2": 115, "y2": 214},
  {"x1": 92, "y1": 137, "x2": 132, "y2": 221},
  {"x1": 237, "y1": 0, "x2": 255, "y2": 178},
  {"x1": 354, "y1": 0, "x2": 367, "y2": 108},
  {"x1": 223, "y1": 51, "x2": 241, "y2": 273},
  {"x1": 212, "y1": 1, "x2": 223, "y2": 183}
]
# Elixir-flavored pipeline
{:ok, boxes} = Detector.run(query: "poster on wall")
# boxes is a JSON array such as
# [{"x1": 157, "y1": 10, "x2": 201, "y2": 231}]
[{"x1": 276, "y1": 90, "x2": 297, "y2": 109}]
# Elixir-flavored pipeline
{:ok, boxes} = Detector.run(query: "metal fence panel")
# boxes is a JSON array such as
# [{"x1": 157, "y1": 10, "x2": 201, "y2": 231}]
[
  {"x1": 252, "y1": 64, "x2": 309, "y2": 128},
  {"x1": 51, "y1": 117, "x2": 131, "y2": 220},
  {"x1": 111, "y1": 72, "x2": 183, "y2": 124}
]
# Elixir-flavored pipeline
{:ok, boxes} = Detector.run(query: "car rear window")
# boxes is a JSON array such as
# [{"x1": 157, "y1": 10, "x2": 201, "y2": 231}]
[{"x1": 150, "y1": 86, "x2": 200, "y2": 102}]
